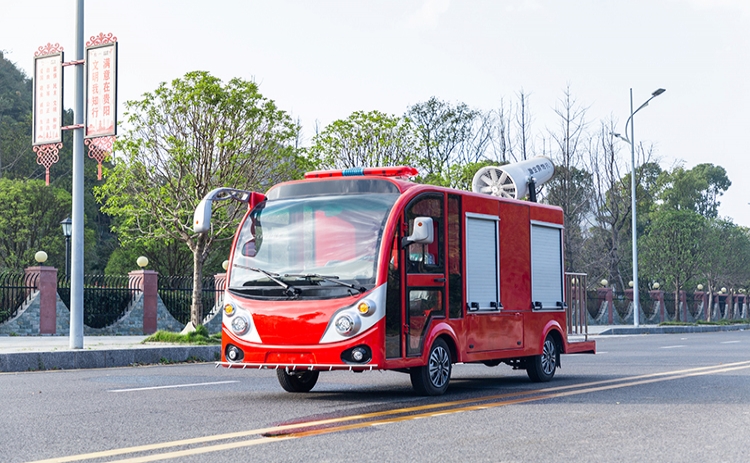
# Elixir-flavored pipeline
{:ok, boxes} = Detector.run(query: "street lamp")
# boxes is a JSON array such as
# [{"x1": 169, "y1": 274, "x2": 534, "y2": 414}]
[
  {"x1": 612, "y1": 88, "x2": 666, "y2": 327},
  {"x1": 60, "y1": 217, "x2": 72, "y2": 277}
]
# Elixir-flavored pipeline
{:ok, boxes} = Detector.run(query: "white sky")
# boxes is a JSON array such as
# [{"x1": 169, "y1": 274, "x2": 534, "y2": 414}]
[{"x1": 2, "y1": 0, "x2": 749, "y2": 225}]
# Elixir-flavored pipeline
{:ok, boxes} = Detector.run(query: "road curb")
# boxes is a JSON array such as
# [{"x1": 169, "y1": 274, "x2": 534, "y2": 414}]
[
  {"x1": 0, "y1": 345, "x2": 221, "y2": 373},
  {"x1": 597, "y1": 324, "x2": 750, "y2": 336}
]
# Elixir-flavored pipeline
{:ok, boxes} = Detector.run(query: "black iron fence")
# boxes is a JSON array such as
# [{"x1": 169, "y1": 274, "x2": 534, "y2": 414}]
[
  {"x1": 0, "y1": 272, "x2": 38, "y2": 325},
  {"x1": 158, "y1": 275, "x2": 223, "y2": 325},
  {"x1": 57, "y1": 274, "x2": 139, "y2": 329}
]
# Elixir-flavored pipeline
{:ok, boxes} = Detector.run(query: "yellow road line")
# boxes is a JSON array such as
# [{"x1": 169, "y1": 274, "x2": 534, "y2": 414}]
[{"x1": 26, "y1": 361, "x2": 750, "y2": 463}]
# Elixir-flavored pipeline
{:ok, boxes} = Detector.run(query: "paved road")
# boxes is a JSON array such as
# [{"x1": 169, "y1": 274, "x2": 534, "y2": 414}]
[{"x1": 2, "y1": 330, "x2": 750, "y2": 463}]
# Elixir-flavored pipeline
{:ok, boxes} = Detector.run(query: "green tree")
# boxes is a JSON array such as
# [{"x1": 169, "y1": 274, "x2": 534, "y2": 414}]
[
  {"x1": 0, "y1": 178, "x2": 72, "y2": 271},
  {"x1": 406, "y1": 97, "x2": 490, "y2": 185},
  {"x1": 658, "y1": 163, "x2": 730, "y2": 218},
  {"x1": 544, "y1": 165, "x2": 593, "y2": 272},
  {"x1": 641, "y1": 209, "x2": 706, "y2": 321},
  {"x1": 96, "y1": 71, "x2": 301, "y2": 326},
  {"x1": 307, "y1": 110, "x2": 419, "y2": 170},
  {"x1": 699, "y1": 219, "x2": 750, "y2": 320}
]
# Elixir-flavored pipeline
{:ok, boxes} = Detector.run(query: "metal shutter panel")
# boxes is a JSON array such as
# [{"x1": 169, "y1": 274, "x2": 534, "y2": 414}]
[
  {"x1": 466, "y1": 216, "x2": 498, "y2": 309},
  {"x1": 531, "y1": 224, "x2": 563, "y2": 309}
]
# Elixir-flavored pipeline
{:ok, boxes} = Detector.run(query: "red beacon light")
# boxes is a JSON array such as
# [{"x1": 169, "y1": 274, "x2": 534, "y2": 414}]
[{"x1": 304, "y1": 166, "x2": 418, "y2": 179}]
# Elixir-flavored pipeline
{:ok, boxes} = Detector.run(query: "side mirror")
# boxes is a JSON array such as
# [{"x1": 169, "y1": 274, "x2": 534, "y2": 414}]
[
  {"x1": 401, "y1": 217, "x2": 434, "y2": 248},
  {"x1": 193, "y1": 196, "x2": 214, "y2": 234},
  {"x1": 193, "y1": 188, "x2": 266, "y2": 234}
]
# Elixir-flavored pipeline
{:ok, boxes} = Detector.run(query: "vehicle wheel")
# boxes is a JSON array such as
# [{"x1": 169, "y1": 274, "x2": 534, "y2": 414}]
[
  {"x1": 410, "y1": 338, "x2": 452, "y2": 396},
  {"x1": 527, "y1": 335, "x2": 558, "y2": 382},
  {"x1": 276, "y1": 369, "x2": 320, "y2": 393}
]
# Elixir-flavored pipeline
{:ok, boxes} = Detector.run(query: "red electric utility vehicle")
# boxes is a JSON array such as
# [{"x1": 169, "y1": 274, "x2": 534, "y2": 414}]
[{"x1": 194, "y1": 159, "x2": 595, "y2": 396}]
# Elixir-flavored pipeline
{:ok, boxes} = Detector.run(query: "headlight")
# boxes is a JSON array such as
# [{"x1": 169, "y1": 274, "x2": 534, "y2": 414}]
[
  {"x1": 231, "y1": 315, "x2": 250, "y2": 335},
  {"x1": 356, "y1": 300, "x2": 375, "y2": 316},
  {"x1": 224, "y1": 303, "x2": 235, "y2": 317},
  {"x1": 334, "y1": 313, "x2": 361, "y2": 336}
]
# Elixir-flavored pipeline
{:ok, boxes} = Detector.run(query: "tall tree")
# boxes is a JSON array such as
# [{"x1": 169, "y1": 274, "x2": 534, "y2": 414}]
[
  {"x1": 583, "y1": 120, "x2": 631, "y2": 289},
  {"x1": 307, "y1": 110, "x2": 418, "y2": 170},
  {"x1": 543, "y1": 86, "x2": 590, "y2": 272},
  {"x1": 511, "y1": 89, "x2": 534, "y2": 161},
  {"x1": 658, "y1": 163, "x2": 731, "y2": 218},
  {"x1": 406, "y1": 97, "x2": 486, "y2": 184},
  {"x1": 641, "y1": 209, "x2": 706, "y2": 321},
  {"x1": 96, "y1": 71, "x2": 301, "y2": 326},
  {"x1": 0, "y1": 178, "x2": 71, "y2": 271},
  {"x1": 699, "y1": 219, "x2": 750, "y2": 320}
]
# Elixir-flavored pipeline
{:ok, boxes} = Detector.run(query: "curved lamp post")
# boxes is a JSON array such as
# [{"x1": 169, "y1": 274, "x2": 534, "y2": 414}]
[{"x1": 612, "y1": 88, "x2": 666, "y2": 327}]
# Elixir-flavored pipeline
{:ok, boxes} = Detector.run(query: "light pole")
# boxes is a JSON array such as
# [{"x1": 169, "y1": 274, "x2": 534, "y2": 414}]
[
  {"x1": 60, "y1": 217, "x2": 72, "y2": 277},
  {"x1": 612, "y1": 87, "x2": 666, "y2": 327}
]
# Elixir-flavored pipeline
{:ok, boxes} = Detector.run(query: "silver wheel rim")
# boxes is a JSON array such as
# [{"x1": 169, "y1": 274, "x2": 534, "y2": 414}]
[
  {"x1": 541, "y1": 339, "x2": 556, "y2": 375},
  {"x1": 428, "y1": 345, "x2": 451, "y2": 388}
]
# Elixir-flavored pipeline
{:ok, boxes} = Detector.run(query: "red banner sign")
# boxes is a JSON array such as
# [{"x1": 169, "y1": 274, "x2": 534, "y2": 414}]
[
  {"x1": 33, "y1": 46, "x2": 64, "y2": 145},
  {"x1": 85, "y1": 38, "x2": 117, "y2": 138}
]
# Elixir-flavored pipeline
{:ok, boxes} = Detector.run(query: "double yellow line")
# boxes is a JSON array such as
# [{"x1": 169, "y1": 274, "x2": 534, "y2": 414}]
[{"x1": 29, "y1": 361, "x2": 750, "y2": 463}]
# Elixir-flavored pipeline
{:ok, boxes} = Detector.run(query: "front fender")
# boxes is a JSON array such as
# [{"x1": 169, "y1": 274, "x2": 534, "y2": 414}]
[{"x1": 422, "y1": 321, "x2": 460, "y2": 362}]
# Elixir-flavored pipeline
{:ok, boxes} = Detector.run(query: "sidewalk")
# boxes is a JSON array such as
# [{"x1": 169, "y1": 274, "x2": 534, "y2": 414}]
[
  {"x1": 1, "y1": 324, "x2": 748, "y2": 373},
  {"x1": 0, "y1": 335, "x2": 220, "y2": 373}
]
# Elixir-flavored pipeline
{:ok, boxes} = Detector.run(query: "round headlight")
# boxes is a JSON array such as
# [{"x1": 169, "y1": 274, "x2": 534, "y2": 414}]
[
  {"x1": 357, "y1": 300, "x2": 375, "y2": 316},
  {"x1": 334, "y1": 313, "x2": 361, "y2": 336},
  {"x1": 224, "y1": 303, "x2": 235, "y2": 317},
  {"x1": 231, "y1": 315, "x2": 250, "y2": 335}
]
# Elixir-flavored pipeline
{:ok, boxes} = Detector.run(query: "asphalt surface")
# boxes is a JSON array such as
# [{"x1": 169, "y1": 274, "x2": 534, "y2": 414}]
[{"x1": 0, "y1": 324, "x2": 747, "y2": 373}]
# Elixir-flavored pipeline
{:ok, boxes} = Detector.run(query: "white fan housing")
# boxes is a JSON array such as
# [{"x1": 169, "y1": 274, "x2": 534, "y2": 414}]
[{"x1": 471, "y1": 156, "x2": 555, "y2": 199}]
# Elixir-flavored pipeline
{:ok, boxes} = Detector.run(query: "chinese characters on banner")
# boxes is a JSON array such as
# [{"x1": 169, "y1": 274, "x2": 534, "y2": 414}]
[
  {"x1": 33, "y1": 49, "x2": 63, "y2": 145},
  {"x1": 32, "y1": 44, "x2": 64, "y2": 185},
  {"x1": 30, "y1": 35, "x2": 118, "y2": 184},
  {"x1": 85, "y1": 41, "x2": 117, "y2": 138}
]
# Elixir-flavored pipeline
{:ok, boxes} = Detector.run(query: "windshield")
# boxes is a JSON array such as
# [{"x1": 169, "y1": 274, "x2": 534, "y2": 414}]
[{"x1": 229, "y1": 193, "x2": 399, "y2": 298}]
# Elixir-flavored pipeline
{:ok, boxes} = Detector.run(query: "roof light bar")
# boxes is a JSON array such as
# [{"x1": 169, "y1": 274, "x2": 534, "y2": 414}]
[{"x1": 304, "y1": 166, "x2": 418, "y2": 179}]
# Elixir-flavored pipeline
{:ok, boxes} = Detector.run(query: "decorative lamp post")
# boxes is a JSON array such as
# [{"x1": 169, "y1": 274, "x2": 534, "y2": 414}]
[
  {"x1": 35, "y1": 250, "x2": 48, "y2": 264},
  {"x1": 60, "y1": 217, "x2": 72, "y2": 276},
  {"x1": 612, "y1": 88, "x2": 666, "y2": 327},
  {"x1": 137, "y1": 256, "x2": 149, "y2": 268}
]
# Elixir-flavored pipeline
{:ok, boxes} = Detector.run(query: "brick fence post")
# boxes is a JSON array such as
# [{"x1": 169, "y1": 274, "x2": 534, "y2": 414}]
[
  {"x1": 597, "y1": 287, "x2": 613, "y2": 324},
  {"x1": 129, "y1": 270, "x2": 159, "y2": 334},
  {"x1": 25, "y1": 266, "x2": 58, "y2": 334}
]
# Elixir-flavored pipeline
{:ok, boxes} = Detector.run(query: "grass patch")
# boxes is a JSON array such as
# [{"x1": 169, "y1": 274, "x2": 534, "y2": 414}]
[
  {"x1": 143, "y1": 325, "x2": 221, "y2": 345},
  {"x1": 660, "y1": 319, "x2": 750, "y2": 327}
]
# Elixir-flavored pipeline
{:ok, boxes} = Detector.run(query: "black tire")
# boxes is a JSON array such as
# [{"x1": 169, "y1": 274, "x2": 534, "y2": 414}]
[
  {"x1": 276, "y1": 369, "x2": 320, "y2": 393},
  {"x1": 410, "y1": 338, "x2": 452, "y2": 396},
  {"x1": 527, "y1": 334, "x2": 558, "y2": 382}
]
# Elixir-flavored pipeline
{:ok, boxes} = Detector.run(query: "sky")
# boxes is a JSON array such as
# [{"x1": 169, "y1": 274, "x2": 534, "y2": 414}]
[{"x1": 2, "y1": 0, "x2": 749, "y2": 225}]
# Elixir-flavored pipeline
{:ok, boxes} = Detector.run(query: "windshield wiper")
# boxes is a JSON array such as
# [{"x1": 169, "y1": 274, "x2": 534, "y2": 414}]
[
  {"x1": 283, "y1": 273, "x2": 366, "y2": 294},
  {"x1": 234, "y1": 264, "x2": 301, "y2": 298}
]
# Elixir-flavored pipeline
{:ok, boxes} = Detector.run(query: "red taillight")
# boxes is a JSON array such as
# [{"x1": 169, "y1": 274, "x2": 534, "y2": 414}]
[{"x1": 304, "y1": 166, "x2": 418, "y2": 179}]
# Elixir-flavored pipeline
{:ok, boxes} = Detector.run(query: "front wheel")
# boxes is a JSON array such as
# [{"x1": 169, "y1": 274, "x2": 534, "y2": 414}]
[
  {"x1": 527, "y1": 334, "x2": 558, "y2": 382},
  {"x1": 276, "y1": 369, "x2": 320, "y2": 393},
  {"x1": 410, "y1": 338, "x2": 452, "y2": 396}
]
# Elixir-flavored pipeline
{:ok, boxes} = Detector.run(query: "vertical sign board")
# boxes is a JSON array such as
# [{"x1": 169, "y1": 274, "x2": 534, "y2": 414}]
[
  {"x1": 33, "y1": 52, "x2": 64, "y2": 145},
  {"x1": 84, "y1": 42, "x2": 117, "y2": 138}
]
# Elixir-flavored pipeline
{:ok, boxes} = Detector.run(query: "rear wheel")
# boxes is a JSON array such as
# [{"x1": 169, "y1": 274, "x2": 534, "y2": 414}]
[
  {"x1": 527, "y1": 334, "x2": 558, "y2": 382},
  {"x1": 276, "y1": 369, "x2": 320, "y2": 393},
  {"x1": 410, "y1": 338, "x2": 452, "y2": 396}
]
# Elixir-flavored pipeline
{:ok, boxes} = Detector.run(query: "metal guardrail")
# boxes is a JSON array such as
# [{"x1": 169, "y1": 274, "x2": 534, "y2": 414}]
[
  {"x1": 158, "y1": 275, "x2": 223, "y2": 325},
  {"x1": 57, "y1": 274, "x2": 139, "y2": 329},
  {"x1": 0, "y1": 272, "x2": 39, "y2": 325},
  {"x1": 565, "y1": 272, "x2": 588, "y2": 340}
]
